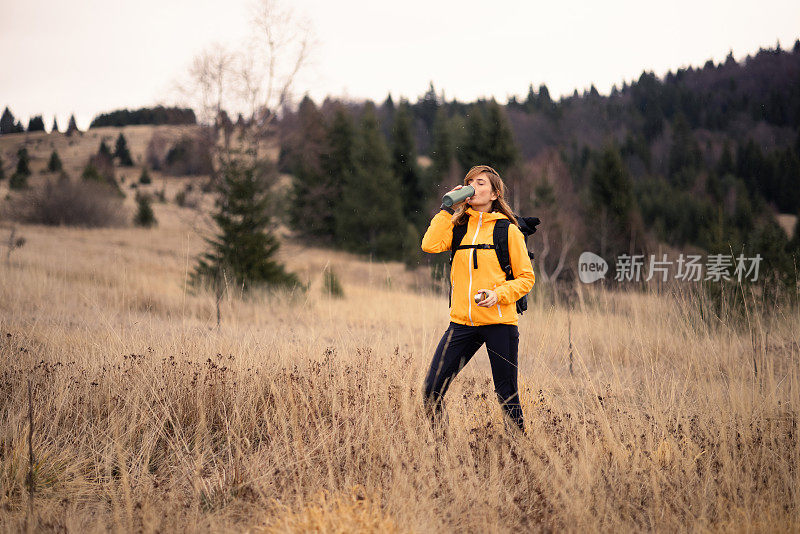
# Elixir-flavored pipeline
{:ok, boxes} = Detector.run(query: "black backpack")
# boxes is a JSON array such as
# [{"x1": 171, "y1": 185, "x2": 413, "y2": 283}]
[{"x1": 449, "y1": 215, "x2": 540, "y2": 315}]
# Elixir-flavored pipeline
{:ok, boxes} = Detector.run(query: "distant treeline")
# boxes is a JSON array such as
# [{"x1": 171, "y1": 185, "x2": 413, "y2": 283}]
[
  {"x1": 89, "y1": 106, "x2": 196, "y2": 128},
  {"x1": 1, "y1": 107, "x2": 81, "y2": 135}
]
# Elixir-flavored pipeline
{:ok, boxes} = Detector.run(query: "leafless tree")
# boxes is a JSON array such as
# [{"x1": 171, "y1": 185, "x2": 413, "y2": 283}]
[
  {"x1": 185, "y1": 43, "x2": 236, "y2": 127},
  {"x1": 537, "y1": 223, "x2": 577, "y2": 283},
  {"x1": 520, "y1": 153, "x2": 582, "y2": 283},
  {"x1": 239, "y1": 0, "x2": 314, "y2": 153},
  {"x1": 177, "y1": 0, "x2": 315, "y2": 161}
]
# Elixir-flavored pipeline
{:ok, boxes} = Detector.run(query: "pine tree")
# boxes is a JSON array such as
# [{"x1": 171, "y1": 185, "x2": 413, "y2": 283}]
[
  {"x1": 591, "y1": 146, "x2": 633, "y2": 223},
  {"x1": 9, "y1": 172, "x2": 27, "y2": 190},
  {"x1": 139, "y1": 167, "x2": 152, "y2": 184},
  {"x1": 98, "y1": 140, "x2": 112, "y2": 158},
  {"x1": 457, "y1": 104, "x2": 487, "y2": 170},
  {"x1": 524, "y1": 84, "x2": 538, "y2": 112},
  {"x1": 9, "y1": 148, "x2": 31, "y2": 189},
  {"x1": 668, "y1": 113, "x2": 701, "y2": 187},
  {"x1": 133, "y1": 193, "x2": 157, "y2": 227},
  {"x1": 82, "y1": 161, "x2": 103, "y2": 182},
  {"x1": 321, "y1": 106, "x2": 357, "y2": 238},
  {"x1": 590, "y1": 145, "x2": 634, "y2": 257},
  {"x1": 1, "y1": 107, "x2": 17, "y2": 134},
  {"x1": 424, "y1": 107, "x2": 460, "y2": 280},
  {"x1": 402, "y1": 222, "x2": 424, "y2": 269},
  {"x1": 538, "y1": 84, "x2": 553, "y2": 110},
  {"x1": 417, "y1": 82, "x2": 440, "y2": 133},
  {"x1": 47, "y1": 150, "x2": 63, "y2": 173},
  {"x1": 15, "y1": 147, "x2": 31, "y2": 177},
  {"x1": 380, "y1": 93, "x2": 396, "y2": 140},
  {"x1": 27, "y1": 115, "x2": 45, "y2": 132},
  {"x1": 114, "y1": 133, "x2": 134, "y2": 166},
  {"x1": 391, "y1": 101, "x2": 424, "y2": 227},
  {"x1": 750, "y1": 219, "x2": 795, "y2": 292},
  {"x1": 717, "y1": 141, "x2": 735, "y2": 176},
  {"x1": 706, "y1": 172, "x2": 724, "y2": 203},
  {"x1": 429, "y1": 106, "x2": 457, "y2": 189},
  {"x1": 775, "y1": 148, "x2": 800, "y2": 213},
  {"x1": 51, "y1": 116, "x2": 60, "y2": 133},
  {"x1": 192, "y1": 158, "x2": 299, "y2": 292},
  {"x1": 288, "y1": 97, "x2": 333, "y2": 239},
  {"x1": 382, "y1": 93, "x2": 395, "y2": 115},
  {"x1": 66, "y1": 114, "x2": 80, "y2": 136},
  {"x1": 525, "y1": 84, "x2": 555, "y2": 114},
  {"x1": 336, "y1": 103, "x2": 406, "y2": 259},
  {"x1": 484, "y1": 101, "x2": 519, "y2": 176}
]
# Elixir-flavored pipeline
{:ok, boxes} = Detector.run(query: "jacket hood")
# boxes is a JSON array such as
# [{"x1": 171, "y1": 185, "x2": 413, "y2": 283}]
[{"x1": 465, "y1": 207, "x2": 509, "y2": 222}]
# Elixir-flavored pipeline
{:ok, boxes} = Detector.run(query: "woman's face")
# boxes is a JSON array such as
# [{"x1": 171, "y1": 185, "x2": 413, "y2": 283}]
[{"x1": 466, "y1": 172, "x2": 498, "y2": 208}]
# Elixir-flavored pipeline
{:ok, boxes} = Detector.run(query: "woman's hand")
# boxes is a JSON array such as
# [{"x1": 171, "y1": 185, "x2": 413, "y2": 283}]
[{"x1": 476, "y1": 289, "x2": 498, "y2": 307}]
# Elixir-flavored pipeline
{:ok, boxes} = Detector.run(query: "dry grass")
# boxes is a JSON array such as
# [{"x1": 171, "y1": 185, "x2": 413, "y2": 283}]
[{"x1": 0, "y1": 194, "x2": 799, "y2": 532}]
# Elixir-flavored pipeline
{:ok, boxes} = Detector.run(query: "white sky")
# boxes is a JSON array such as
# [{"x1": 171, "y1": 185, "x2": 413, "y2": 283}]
[{"x1": 1, "y1": 0, "x2": 799, "y2": 130}]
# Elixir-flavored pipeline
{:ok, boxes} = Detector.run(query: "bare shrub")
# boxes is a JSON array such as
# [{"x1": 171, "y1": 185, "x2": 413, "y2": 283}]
[
  {"x1": 146, "y1": 131, "x2": 213, "y2": 176},
  {"x1": 146, "y1": 131, "x2": 171, "y2": 171},
  {"x1": 164, "y1": 133, "x2": 214, "y2": 176},
  {"x1": 12, "y1": 179, "x2": 127, "y2": 227},
  {"x1": 174, "y1": 182, "x2": 200, "y2": 208},
  {"x1": 83, "y1": 153, "x2": 122, "y2": 195}
]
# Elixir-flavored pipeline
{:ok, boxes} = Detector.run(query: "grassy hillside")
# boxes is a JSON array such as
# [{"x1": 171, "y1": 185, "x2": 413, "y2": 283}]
[
  {"x1": 1, "y1": 171, "x2": 798, "y2": 531},
  {"x1": 0, "y1": 125, "x2": 187, "y2": 179}
]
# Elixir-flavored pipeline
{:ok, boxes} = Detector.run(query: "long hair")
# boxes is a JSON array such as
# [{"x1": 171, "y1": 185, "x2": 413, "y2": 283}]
[{"x1": 452, "y1": 165, "x2": 518, "y2": 227}]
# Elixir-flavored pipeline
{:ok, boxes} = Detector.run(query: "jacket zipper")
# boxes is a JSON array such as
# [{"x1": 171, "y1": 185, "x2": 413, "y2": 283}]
[{"x1": 467, "y1": 212, "x2": 483, "y2": 326}]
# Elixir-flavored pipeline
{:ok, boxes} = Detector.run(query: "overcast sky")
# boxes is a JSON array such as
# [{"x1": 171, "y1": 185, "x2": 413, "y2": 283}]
[{"x1": 1, "y1": 0, "x2": 799, "y2": 129}]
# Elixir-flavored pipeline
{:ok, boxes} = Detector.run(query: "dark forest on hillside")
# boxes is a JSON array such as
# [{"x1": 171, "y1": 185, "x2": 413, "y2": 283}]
[
  {"x1": 89, "y1": 106, "x2": 197, "y2": 128},
  {"x1": 278, "y1": 42, "x2": 800, "y2": 289}
]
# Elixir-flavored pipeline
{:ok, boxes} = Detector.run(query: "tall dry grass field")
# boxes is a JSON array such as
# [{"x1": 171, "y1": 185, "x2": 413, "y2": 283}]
[{"x1": 1, "y1": 199, "x2": 798, "y2": 532}]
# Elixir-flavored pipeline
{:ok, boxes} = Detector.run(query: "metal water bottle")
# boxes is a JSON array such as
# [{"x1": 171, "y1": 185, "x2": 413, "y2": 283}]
[{"x1": 441, "y1": 185, "x2": 475, "y2": 207}]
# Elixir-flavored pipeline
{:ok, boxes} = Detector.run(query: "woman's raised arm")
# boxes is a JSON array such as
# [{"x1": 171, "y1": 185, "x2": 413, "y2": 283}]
[{"x1": 421, "y1": 210, "x2": 455, "y2": 253}]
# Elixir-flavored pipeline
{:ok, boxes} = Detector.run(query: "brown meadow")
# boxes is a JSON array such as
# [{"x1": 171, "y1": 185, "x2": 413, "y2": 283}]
[{"x1": 0, "y1": 187, "x2": 799, "y2": 532}]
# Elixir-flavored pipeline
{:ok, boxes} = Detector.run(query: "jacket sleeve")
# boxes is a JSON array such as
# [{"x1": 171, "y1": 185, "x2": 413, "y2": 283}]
[
  {"x1": 494, "y1": 224, "x2": 535, "y2": 305},
  {"x1": 421, "y1": 210, "x2": 455, "y2": 253}
]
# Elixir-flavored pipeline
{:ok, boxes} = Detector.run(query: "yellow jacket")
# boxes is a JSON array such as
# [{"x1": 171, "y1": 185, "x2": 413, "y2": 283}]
[{"x1": 421, "y1": 207, "x2": 535, "y2": 326}]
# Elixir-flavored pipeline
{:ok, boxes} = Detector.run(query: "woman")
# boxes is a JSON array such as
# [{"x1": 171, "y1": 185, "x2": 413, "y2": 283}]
[{"x1": 421, "y1": 165, "x2": 535, "y2": 432}]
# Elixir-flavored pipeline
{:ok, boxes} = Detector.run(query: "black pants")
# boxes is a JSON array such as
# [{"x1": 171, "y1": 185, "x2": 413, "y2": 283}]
[{"x1": 423, "y1": 321, "x2": 524, "y2": 431}]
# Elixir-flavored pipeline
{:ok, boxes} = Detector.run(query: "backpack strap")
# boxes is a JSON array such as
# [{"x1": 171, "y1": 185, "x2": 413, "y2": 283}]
[
  {"x1": 453, "y1": 244, "x2": 494, "y2": 269},
  {"x1": 493, "y1": 219, "x2": 513, "y2": 280},
  {"x1": 450, "y1": 223, "x2": 468, "y2": 265},
  {"x1": 494, "y1": 218, "x2": 531, "y2": 315}
]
